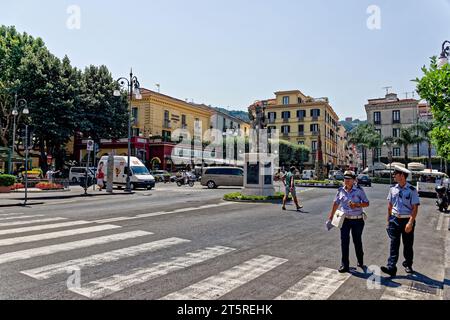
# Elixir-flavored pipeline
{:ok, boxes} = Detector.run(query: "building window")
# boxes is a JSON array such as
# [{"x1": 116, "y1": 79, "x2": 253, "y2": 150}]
[
  {"x1": 311, "y1": 109, "x2": 321, "y2": 118},
  {"x1": 310, "y1": 124, "x2": 319, "y2": 133},
  {"x1": 298, "y1": 141, "x2": 305, "y2": 145},
  {"x1": 297, "y1": 110, "x2": 306, "y2": 119},
  {"x1": 282, "y1": 96, "x2": 290, "y2": 105},
  {"x1": 393, "y1": 128, "x2": 400, "y2": 138},
  {"x1": 393, "y1": 110, "x2": 401, "y2": 123},
  {"x1": 393, "y1": 147, "x2": 400, "y2": 157},
  {"x1": 133, "y1": 128, "x2": 140, "y2": 137},
  {"x1": 375, "y1": 148, "x2": 381, "y2": 159},
  {"x1": 298, "y1": 97, "x2": 303, "y2": 104},
  {"x1": 281, "y1": 125, "x2": 290, "y2": 135},
  {"x1": 311, "y1": 141, "x2": 318, "y2": 151},
  {"x1": 374, "y1": 112, "x2": 381, "y2": 125},
  {"x1": 162, "y1": 130, "x2": 171, "y2": 142},
  {"x1": 268, "y1": 112, "x2": 277, "y2": 123},
  {"x1": 164, "y1": 110, "x2": 170, "y2": 128},
  {"x1": 132, "y1": 108, "x2": 139, "y2": 123},
  {"x1": 282, "y1": 111, "x2": 291, "y2": 121},
  {"x1": 222, "y1": 118, "x2": 226, "y2": 131},
  {"x1": 298, "y1": 124, "x2": 304, "y2": 134},
  {"x1": 375, "y1": 129, "x2": 381, "y2": 136},
  {"x1": 181, "y1": 115, "x2": 187, "y2": 128}
]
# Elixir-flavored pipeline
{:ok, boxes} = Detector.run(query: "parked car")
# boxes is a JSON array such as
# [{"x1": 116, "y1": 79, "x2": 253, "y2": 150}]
[
  {"x1": 302, "y1": 170, "x2": 315, "y2": 180},
  {"x1": 151, "y1": 170, "x2": 171, "y2": 183},
  {"x1": 334, "y1": 173, "x2": 345, "y2": 181},
  {"x1": 69, "y1": 167, "x2": 96, "y2": 183},
  {"x1": 201, "y1": 167, "x2": 244, "y2": 189},
  {"x1": 357, "y1": 174, "x2": 372, "y2": 187},
  {"x1": 328, "y1": 170, "x2": 343, "y2": 180}
]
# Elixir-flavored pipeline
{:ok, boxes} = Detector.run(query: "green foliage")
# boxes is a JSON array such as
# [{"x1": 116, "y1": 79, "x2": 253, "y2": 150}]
[
  {"x1": 416, "y1": 57, "x2": 450, "y2": 160},
  {"x1": 295, "y1": 179, "x2": 342, "y2": 185},
  {"x1": 0, "y1": 174, "x2": 16, "y2": 186},
  {"x1": 224, "y1": 192, "x2": 290, "y2": 201}
]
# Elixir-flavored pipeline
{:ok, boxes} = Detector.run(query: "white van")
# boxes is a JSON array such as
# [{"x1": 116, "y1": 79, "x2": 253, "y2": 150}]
[
  {"x1": 69, "y1": 167, "x2": 96, "y2": 183},
  {"x1": 98, "y1": 156, "x2": 155, "y2": 190}
]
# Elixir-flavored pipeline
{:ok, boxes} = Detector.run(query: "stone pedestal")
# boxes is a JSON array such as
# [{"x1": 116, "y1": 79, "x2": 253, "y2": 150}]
[{"x1": 242, "y1": 153, "x2": 275, "y2": 197}]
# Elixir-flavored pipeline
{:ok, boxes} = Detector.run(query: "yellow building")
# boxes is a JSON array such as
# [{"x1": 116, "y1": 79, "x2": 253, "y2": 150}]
[
  {"x1": 252, "y1": 90, "x2": 340, "y2": 167},
  {"x1": 131, "y1": 88, "x2": 213, "y2": 142}
]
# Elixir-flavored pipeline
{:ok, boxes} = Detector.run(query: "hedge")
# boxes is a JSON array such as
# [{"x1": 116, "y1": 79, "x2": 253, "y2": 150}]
[
  {"x1": 0, "y1": 174, "x2": 16, "y2": 187},
  {"x1": 224, "y1": 192, "x2": 292, "y2": 201}
]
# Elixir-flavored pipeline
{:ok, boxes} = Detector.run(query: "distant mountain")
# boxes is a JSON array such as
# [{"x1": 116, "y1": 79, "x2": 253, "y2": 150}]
[
  {"x1": 215, "y1": 107, "x2": 250, "y2": 122},
  {"x1": 339, "y1": 119, "x2": 367, "y2": 132}
]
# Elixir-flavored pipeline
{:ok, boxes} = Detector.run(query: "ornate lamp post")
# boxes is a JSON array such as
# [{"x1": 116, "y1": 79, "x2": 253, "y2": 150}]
[
  {"x1": 437, "y1": 40, "x2": 450, "y2": 68},
  {"x1": 113, "y1": 69, "x2": 142, "y2": 192}
]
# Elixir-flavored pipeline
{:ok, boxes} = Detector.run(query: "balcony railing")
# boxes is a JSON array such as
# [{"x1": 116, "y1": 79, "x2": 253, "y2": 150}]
[
  {"x1": 282, "y1": 118, "x2": 289, "y2": 123},
  {"x1": 312, "y1": 116, "x2": 319, "y2": 121},
  {"x1": 269, "y1": 119, "x2": 276, "y2": 124}
]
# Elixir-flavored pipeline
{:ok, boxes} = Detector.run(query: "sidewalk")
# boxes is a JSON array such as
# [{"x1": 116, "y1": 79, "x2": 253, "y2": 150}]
[{"x1": 0, "y1": 186, "x2": 134, "y2": 207}]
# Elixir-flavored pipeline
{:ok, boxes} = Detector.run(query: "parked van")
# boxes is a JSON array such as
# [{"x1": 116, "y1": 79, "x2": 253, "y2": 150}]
[
  {"x1": 302, "y1": 170, "x2": 315, "y2": 180},
  {"x1": 98, "y1": 156, "x2": 155, "y2": 190},
  {"x1": 69, "y1": 167, "x2": 96, "y2": 183},
  {"x1": 201, "y1": 167, "x2": 244, "y2": 189}
]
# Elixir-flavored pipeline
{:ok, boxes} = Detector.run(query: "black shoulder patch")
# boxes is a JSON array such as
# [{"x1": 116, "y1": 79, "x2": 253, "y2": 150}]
[{"x1": 409, "y1": 186, "x2": 416, "y2": 191}]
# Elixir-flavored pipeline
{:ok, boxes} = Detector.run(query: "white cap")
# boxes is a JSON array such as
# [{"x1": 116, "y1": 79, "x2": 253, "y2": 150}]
[{"x1": 393, "y1": 166, "x2": 411, "y2": 175}]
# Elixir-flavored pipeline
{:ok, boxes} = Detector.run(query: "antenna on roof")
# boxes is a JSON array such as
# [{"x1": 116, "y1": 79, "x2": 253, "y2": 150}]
[
  {"x1": 382, "y1": 86, "x2": 393, "y2": 95},
  {"x1": 155, "y1": 84, "x2": 160, "y2": 93},
  {"x1": 403, "y1": 92, "x2": 409, "y2": 99}
]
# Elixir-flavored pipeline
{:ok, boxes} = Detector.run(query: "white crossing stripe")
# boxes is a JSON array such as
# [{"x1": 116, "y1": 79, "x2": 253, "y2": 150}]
[
  {"x1": 93, "y1": 202, "x2": 234, "y2": 224},
  {"x1": 22, "y1": 237, "x2": 190, "y2": 280},
  {"x1": 0, "y1": 225, "x2": 121, "y2": 247},
  {"x1": 0, "y1": 215, "x2": 45, "y2": 222},
  {"x1": 381, "y1": 285, "x2": 442, "y2": 300},
  {"x1": 0, "y1": 231, "x2": 151, "y2": 264},
  {"x1": 446, "y1": 230, "x2": 450, "y2": 269},
  {"x1": 276, "y1": 267, "x2": 351, "y2": 300},
  {"x1": 0, "y1": 218, "x2": 67, "y2": 228},
  {"x1": 161, "y1": 255, "x2": 288, "y2": 300},
  {"x1": 437, "y1": 212, "x2": 445, "y2": 231},
  {"x1": 0, "y1": 220, "x2": 93, "y2": 236},
  {"x1": 0, "y1": 213, "x2": 24, "y2": 217},
  {"x1": 69, "y1": 245, "x2": 236, "y2": 299}
]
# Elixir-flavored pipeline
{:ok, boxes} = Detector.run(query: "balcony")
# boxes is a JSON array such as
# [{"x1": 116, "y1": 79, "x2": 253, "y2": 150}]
[
  {"x1": 282, "y1": 132, "x2": 290, "y2": 137},
  {"x1": 374, "y1": 120, "x2": 381, "y2": 125},
  {"x1": 312, "y1": 131, "x2": 319, "y2": 136},
  {"x1": 268, "y1": 119, "x2": 276, "y2": 124},
  {"x1": 392, "y1": 119, "x2": 401, "y2": 124},
  {"x1": 297, "y1": 117, "x2": 305, "y2": 122},
  {"x1": 298, "y1": 132, "x2": 304, "y2": 137},
  {"x1": 312, "y1": 116, "x2": 319, "y2": 121},
  {"x1": 282, "y1": 118, "x2": 289, "y2": 123},
  {"x1": 181, "y1": 124, "x2": 187, "y2": 129}
]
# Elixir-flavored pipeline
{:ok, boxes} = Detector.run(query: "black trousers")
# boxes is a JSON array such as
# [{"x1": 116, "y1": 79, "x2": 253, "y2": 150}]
[
  {"x1": 340, "y1": 219, "x2": 365, "y2": 268},
  {"x1": 387, "y1": 216, "x2": 415, "y2": 269}
]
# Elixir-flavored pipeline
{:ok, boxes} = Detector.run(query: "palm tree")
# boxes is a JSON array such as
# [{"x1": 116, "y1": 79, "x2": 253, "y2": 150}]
[
  {"x1": 348, "y1": 124, "x2": 379, "y2": 170},
  {"x1": 394, "y1": 127, "x2": 424, "y2": 169},
  {"x1": 415, "y1": 122, "x2": 434, "y2": 170}
]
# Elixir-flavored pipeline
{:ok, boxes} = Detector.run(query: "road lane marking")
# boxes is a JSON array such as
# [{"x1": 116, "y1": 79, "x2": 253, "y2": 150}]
[
  {"x1": 0, "y1": 213, "x2": 24, "y2": 217},
  {"x1": 43, "y1": 200, "x2": 77, "y2": 206},
  {"x1": 161, "y1": 255, "x2": 288, "y2": 300},
  {"x1": 22, "y1": 237, "x2": 190, "y2": 280},
  {"x1": 0, "y1": 231, "x2": 151, "y2": 264},
  {"x1": 0, "y1": 220, "x2": 94, "y2": 236},
  {"x1": 381, "y1": 284, "x2": 442, "y2": 300},
  {"x1": 437, "y1": 212, "x2": 445, "y2": 231},
  {"x1": 0, "y1": 225, "x2": 121, "y2": 247},
  {"x1": 0, "y1": 218, "x2": 67, "y2": 228},
  {"x1": 92, "y1": 202, "x2": 234, "y2": 224},
  {"x1": 0, "y1": 215, "x2": 45, "y2": 222},
  {"x1": 69, "y1": 246, "x2": 236, "y2": 299},
  {"x1": 276, "y1": 267, "x2": 351, "y2": 300}
]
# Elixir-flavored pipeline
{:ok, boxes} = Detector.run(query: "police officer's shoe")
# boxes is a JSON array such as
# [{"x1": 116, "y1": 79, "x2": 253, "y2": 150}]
[
  {"x1": 381, "y1": 266, "x2": 397, "y2": 277},
  {"x1": 402, "y1": 261, "x2": 414, "y2": 274},
  {"x1": 338, "y1": 266, "x2": 350, "y2": 273},
  {"x1": 357, "y1": 262, "x2": 365, "y2": 269}
]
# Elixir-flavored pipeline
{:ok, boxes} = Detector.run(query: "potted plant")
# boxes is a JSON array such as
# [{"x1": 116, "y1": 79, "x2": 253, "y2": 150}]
[{"x1": 0, "y1": 174, "x2": 16, "y2": 193}]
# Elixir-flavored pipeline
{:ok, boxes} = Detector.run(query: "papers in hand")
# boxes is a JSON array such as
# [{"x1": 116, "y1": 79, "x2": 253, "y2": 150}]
[{"x1": 326, "y1": 220, "x2": 334, "y2": 231}]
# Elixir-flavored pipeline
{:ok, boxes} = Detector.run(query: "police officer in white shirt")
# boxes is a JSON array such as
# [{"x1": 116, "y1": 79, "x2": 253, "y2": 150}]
[
  {"x1": 381, "y1": 166, "x2": 420, "y2": 277},
  {"x1": 328, "y1": 171, "x2": 370, "y2": 273}
]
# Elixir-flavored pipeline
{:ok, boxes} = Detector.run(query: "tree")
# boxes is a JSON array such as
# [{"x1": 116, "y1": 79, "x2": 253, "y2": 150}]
[
  {"x1": 394, "y1": 127, "x2": 424, "y2": 169},
  {"x1": 415, "y1": 122, "x2": 434, "y2": 170},
  {"x1": 348, "y1": 124, "x2": 378, "y2": 170},
  {"x1": 416, "y1": 57, "x2": 450, "y2": 161}
]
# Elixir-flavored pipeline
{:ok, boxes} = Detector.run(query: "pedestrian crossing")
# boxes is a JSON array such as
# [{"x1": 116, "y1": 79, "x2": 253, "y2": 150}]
[{"x1": 0, "y1": 212, "x2": 444, "y2": 300}]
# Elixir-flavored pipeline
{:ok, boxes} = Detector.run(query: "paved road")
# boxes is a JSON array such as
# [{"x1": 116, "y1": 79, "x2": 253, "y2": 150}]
[{"x1": 0, "y1": 183, "x2": 448, "y2": 300}]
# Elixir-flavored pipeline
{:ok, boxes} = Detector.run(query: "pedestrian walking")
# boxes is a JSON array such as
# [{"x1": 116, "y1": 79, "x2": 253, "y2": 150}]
[
  {"x1": 327, "y1": 170, "x2": 370, "y2": 273},
  {"x1": 96, "y1": 162, "x2": 105, "y2": 191},
  {"x1": 381, "y1": 166, "x2": 420, "y2": 277},
  {"x1": 282, "y1": 166, "x2": 303, "y2": 211}
]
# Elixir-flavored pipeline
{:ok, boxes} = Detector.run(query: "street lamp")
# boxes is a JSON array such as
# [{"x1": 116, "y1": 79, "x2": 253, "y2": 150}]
[
  {"x1": 8, "y1": 94, "x2": 29, "y2": 174},
  {"x1": 114, "y1": 69, "x2": 142, "y2": 192},
  {"x1": 437, "y1": 40, "x2": 450, "y2": 68}
]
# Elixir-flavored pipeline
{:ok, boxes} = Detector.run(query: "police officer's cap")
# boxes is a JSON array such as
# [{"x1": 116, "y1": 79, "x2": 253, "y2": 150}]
[
  {"x1": 393, "y1": 166, "x2": 411, "y2": 176},
  {"x1": 343, "y1": 170, "x2": 356, "y2": 179}
]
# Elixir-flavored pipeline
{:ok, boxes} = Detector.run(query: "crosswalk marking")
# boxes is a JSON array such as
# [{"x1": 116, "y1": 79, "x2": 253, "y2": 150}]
[
  {"x1": 276, "y1": 267, "x2": 351, "y2": 300},
  {"x1": 0, "y1": 220, "x2": 94, "y2": 236},
  {"x1": 0, "y1": 213, "x2": 24, "y2": 217},
  {"x1": 161, "y1": 255, "x2": 288, "y2": 300},
  {"x1": 0, "y1": 225, "x2": 121, "y2": 247},
  {"x1": 69, "y1": 245, "x2": 236, "y2": 299},
  {"x1": 21, "y1": 237, "x2": 190, "y2": 280},
  {"x1": 0, "y1": 215, "x2": 45, "y2": 222},
  {"x1": 0, "y1": 218, "x2": 67, "y2": 228},
  {"x1": 381, "y1": 285, "x2": 442, "y2": 300},
  {"x1": 0, "y1": 231, "x2": 152, "y2": 265},
  {"x1": 93, "y1": 202, "x2": 234, "y2": 224}
]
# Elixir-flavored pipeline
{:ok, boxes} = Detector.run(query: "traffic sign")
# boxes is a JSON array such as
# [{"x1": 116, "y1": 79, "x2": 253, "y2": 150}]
[{"x1": 87, "y1": 140, "x2": 94, "y2": 151}]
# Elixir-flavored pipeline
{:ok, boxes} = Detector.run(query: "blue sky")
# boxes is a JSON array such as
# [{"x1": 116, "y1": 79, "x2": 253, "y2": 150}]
[{"x1": 1, "y1": 0, "x2": 449, "y2": 119}]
